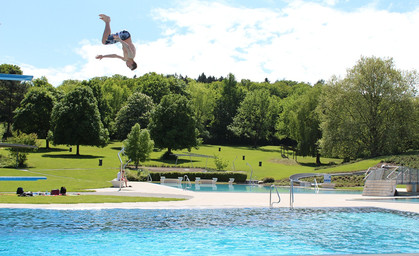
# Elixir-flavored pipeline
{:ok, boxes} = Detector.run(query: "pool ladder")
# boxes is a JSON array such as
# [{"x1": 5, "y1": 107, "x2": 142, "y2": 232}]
[
  {"x1": 182, "y1": 175, "x2": 192, "y2": 190},
  {"x1": 269, "y1": 185, "x2": 281, "y2": 208}
]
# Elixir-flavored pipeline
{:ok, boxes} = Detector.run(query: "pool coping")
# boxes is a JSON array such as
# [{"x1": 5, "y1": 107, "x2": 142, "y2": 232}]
[{"x1": 0, "y1": 182, "x2": 418, "y2": 213}]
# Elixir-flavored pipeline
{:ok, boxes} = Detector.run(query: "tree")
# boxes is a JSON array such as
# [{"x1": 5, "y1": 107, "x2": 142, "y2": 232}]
[
  {"x1": 148, "y1": 94, "x2": 199, "y2": 155},
  {"x1": 101, "y1": 76, "x2": 132, "y2": 138},
  {"x1": 50, "y1": 86, "x2": 109, "y2": 155},
  {"x1": 229, "y1": 89, "x2": 278, "y2": 147},
  {"x1": 13, "y1": 87, "x2": 56, "y2": 148},
  {"x1": 210, "y1": 74, "x2": 245, "y2": 143},
  {"x1": 187, "y1": 81, "x2": 217, "y2": 140},
  {"x1": 124, "y1": 123, "x2": 154, "y2": 169},
  {"x1": 277, "y1": 83, "x2": 323, "y2": 164},
  {"x1": 84, "y1": 78, "x2": 113, "y2": 136},
  {"x1": 32, "y1": 76, "x2": 53, "y2": 89},
  {"x1": 135, "y1": 72, "x2": 171, "y2": 104},
  {"x1": 115, "y1": 92, "x2": 154, "y2": 140},
  {"x1": 0, "y1": 64, "x2": 30, "y2": 138},
  {"x1": 0, "y1": 124, "x2": 5, "y2": 142},
  {"x1": 318, "y1": 56, "x2": 418, "y2": 160}
]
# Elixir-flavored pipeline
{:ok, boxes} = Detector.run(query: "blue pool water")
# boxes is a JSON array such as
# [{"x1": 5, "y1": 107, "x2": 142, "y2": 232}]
[
  {"x1": 0, "y1": 208, "x2": 417, "y2": 255},
  {"x1": 364, "y1": 197, "x2": 419, "y2": 204},
  {"x1": 0, "y1": 176, "x2": 46, "y2": 181},
  {"x1": 161, "y1": 183, "x2": 362, "y2": 194}
]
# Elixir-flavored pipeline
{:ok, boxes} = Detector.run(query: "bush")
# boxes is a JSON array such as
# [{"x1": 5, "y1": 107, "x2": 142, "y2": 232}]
[
  {"x1": 383, "y1": 152, "x2": 419, "y2": 169},
  {"x1": 7, "y1": 132, "x2": 39, "y2": 167},
  {"x1": 262, "y1": 177, "x2": 275, "y2": 183},
  {"x1": 125, "y1": 170, "x2": 140, "y2": 181},
  {"x1": 149, "y1": 171, "x2": 247, "y2": 183},
  {"x1": 214, "y1": 154, "x2": 228, "y2": 171}
]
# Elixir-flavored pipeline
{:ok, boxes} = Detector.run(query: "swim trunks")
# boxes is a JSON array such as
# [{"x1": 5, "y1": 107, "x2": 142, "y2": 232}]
[{"x1": 105, "y1": 30, "x2": 131, "y2": 45}]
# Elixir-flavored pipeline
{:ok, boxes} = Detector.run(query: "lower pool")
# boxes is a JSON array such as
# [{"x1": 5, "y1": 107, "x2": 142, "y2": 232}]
[
  {"x1": 0, "y1": 208, "x2": 417, "y2": 255},
  {"x1": 160, "y1": 183, "x2": 362, "y2": 194}
]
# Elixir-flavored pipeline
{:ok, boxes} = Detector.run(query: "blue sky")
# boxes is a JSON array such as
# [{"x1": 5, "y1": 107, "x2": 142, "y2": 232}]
[{"x1": 1, "y1": 0, "x2": 419, "y2": 86}]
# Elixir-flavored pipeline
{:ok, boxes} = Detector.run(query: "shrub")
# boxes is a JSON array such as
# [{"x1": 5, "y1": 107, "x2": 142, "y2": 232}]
[
  {"x1": 125, "y1": 169, "x2": 140, "y2": 181},
  {"x1": 214, "y1": 154, "x2": 228, "y2": 171},
  {"x1": 262, "y1": 177, "x2": 275, "y2": 183},
  {"x1": 7, "y1": 132, "x2": 39, "y2": 167}
]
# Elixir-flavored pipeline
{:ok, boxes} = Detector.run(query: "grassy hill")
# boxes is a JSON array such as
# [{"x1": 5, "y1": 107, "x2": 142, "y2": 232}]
[{"x1": 1, "y1": 140, "x2": 413, "y2": 192}]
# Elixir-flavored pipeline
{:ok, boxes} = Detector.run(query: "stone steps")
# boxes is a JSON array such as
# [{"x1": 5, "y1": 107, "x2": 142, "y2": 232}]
[{"x1": 362, "y1": 180, "x2": 397, "y2": 196}]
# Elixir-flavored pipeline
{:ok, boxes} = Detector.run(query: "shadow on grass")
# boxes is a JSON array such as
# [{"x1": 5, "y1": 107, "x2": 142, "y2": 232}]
[
  {"x1": 298, "y1": 162, "x2": 331, "y2": 168},
  {"x1": 259, "y1": 148, "x2": 283, "y2": 153},
  {"x1": 150, "y1": 158, "x2": 198, "y2": 165},
  {"x1": 34, "y1": 148, "x2": 69, "y2": 153},
  {"x1": 42, "y1": 154, "x2": 104, "y2": 159},
  {"x1": 111, "y1": 147, "x2": 124, "y2": 151}
]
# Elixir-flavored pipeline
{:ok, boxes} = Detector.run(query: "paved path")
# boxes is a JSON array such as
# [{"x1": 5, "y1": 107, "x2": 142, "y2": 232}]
[{"x1": 1, "y1": 182, "x2": 418, "y2": 213}]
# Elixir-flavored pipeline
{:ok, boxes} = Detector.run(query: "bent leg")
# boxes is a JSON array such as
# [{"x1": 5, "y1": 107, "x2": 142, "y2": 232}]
[{"x1": 99, "y1": 14, "x2": 111, "y2": 45}]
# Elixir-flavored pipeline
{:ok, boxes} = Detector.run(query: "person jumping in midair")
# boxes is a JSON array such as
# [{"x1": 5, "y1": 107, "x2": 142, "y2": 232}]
[{"x1": 96, "y1": 14, "x2": 137, "y2": 70}]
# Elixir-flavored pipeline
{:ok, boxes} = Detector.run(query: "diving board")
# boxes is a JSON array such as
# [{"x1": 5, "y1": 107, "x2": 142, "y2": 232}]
[
  {"x1": 0, "y1": 73, "x2": 33, "y2": 81},
  {"x1": 0, "y1": 143, "x2": 38, "y2": 149},
  {"x1": 0, "y1": 176, "x2": 47, "y2": 181}
]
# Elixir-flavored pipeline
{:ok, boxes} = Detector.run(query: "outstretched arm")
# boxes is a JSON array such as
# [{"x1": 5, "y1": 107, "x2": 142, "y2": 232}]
[{"x1": 96, "y1": 54, "x2": 125, "y2": 60}]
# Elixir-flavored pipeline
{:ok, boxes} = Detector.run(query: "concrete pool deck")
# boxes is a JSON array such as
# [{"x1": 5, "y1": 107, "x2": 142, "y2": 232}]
[{"x1": 1, "y1": 182, "x2": 418, "y2": 213}]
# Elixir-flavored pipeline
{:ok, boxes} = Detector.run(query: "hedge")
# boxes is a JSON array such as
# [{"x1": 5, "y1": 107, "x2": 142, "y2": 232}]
[{"x1": 149, "y1": 171, "x2": 247, "y2": 183}]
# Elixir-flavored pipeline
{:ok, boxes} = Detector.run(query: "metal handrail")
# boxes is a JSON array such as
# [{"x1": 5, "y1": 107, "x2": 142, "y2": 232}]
[
  {"x1": 363, "y1": 167, "x2": 373, "y2": 181},
  {"x1": 246, "y1": 163, "x2": 254, "y2": 184},
  {"x1": 269, "y1": 185, "x2": 281, "y2": 208},
  {"x1": 147, "y1": 173, "x2": 152, "y2": 182},
  {"x1": 314, "y1": 178, "x2": 319, "y2": 194},
  {"x1": 290, "y1": 180, "x2": 295, "y2": 209},
  {"x1": 183, "y1": 175, "x2": 192, "y2": 190},
  {"x1": 386, "y1": 166, "x2": 400, "y2": 180}
]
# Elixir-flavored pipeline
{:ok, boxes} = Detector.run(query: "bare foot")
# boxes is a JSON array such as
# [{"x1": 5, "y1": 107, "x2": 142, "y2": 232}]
[{"x1": 99, "y1": 14, "x2": 110, "y2": 23}]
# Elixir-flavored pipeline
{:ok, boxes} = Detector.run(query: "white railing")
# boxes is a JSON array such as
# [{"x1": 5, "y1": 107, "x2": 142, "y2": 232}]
[
  {"x1": 246, "y1": 162, "x2": 254, "y2": 184},
  {"x1": 314, "y1": 178, "x2": 320, "y2": 194},
  {"x1": 183, "y1": 175, "x2": 192, "y2": 190},
  {"x1": 117, "y1": 147, "x2": 131, "y2": 191},
  {"x1": 269, "y1": 185, "x2": 281, "y2": 208},
  {"x1": 290, "y1": 180, "x2": 295, "y2": 209},
  {"x1": 363, "y1": 167, "x2": 373, "y2": 181}
]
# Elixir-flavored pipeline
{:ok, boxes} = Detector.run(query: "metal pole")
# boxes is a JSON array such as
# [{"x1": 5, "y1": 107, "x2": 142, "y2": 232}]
[
  {"x1": 246, "y1": 163, "x2": 253, "y2": 184},
  {"x1": 290, "y1": 180, "x2": 294, "y2": 209}
]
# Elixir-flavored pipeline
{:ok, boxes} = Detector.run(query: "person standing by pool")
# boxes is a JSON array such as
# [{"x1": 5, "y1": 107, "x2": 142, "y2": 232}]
[
  {"x1": 117, "y1": 169, "x2": 129, "y2": 188},
  {"x1": 96, "y1": 14, "x2": 137, "y2": 71}
]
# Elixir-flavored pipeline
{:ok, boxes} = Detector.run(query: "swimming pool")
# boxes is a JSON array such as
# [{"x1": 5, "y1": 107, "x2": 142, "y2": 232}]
[
  {"x1": 0, "y1": 176, "x2": 47, "y2": 181},
  {"x1": 160, "y1": 183, "x2": 362, "y2": 194},
  {"x1": 355, "y1": 197, "x2": 419, "y2": 204},
  {"x1": 0, "y1": 208, "x2": 417, "y2": 255}
]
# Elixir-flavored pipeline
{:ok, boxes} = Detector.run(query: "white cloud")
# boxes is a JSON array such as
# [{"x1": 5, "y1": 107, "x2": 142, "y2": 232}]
[
  {"x1": 21, "y1": 0, "x2": 419, "y2": 86},
  {"x1": 21, "y1": 41, "x2": 138, "y2": 86},
  {"x1": 144, "y1": 0, "x2": 419, "y2": 84}
]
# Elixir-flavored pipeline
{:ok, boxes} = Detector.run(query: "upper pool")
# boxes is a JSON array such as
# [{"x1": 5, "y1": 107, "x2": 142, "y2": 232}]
[
  {"x1": 0, "y1": 207, "x2": 417, "y2": 255},
  {"x1": 160, "y1": 183, "x2": 362, "y2": 194}
]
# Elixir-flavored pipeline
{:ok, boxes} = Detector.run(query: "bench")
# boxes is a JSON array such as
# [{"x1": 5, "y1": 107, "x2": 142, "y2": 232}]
[
  {"x1": 195, "y1": 177, "x2": 217, "y2": 184},
  {"x1": 160, "y1": 176, "x2": 182, "y2": 184}
]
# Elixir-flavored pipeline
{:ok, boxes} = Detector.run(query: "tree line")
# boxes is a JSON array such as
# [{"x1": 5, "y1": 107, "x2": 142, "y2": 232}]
[{"x1": 1, "y1": 56, "x2": 418, "y2": 163}]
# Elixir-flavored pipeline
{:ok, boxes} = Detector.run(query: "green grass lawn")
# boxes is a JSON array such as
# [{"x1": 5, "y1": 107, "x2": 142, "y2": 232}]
[
  {"x1": 0, "y1": 193, "x2": 184, "y2": 204},
  {"x1": 0, "y1": 140, "x2": 385, "y2": 193}
]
